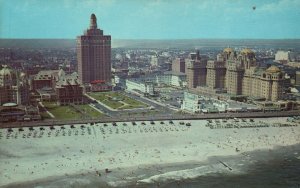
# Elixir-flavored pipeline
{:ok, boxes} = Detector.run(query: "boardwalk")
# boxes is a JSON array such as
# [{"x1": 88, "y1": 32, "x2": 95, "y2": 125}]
[{"x1": 1, "y1": 110, "x2": 299, "y2": 128}]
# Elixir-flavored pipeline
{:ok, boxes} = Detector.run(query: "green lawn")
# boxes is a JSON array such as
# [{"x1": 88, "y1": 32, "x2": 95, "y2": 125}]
[
  {"x1": 88, "y1": 92, "x2": 148, "y2": 110},
  {"x1": 43, "y1": 102, "x2": 82, "y2": 120},
  {"x1": 42, "y1": 102, "x2": 103, "y2": 120},
  {"x1": 76, "y1": 104, "x2": 104, "y2": 118},
  {"x1": 104, "y1": 100, "x2": 124, "y2": 109},
  {"x1": 40, "y1": 111, "x2": 52, "y2": 119},
  {"x1": 123, "y1": 97, "x2": 147, "y2": 107}
]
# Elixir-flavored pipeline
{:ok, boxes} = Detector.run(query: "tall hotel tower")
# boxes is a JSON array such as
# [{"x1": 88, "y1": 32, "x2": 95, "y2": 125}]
[{"x1": 77, "y1": 14, "x2": 111, "y2": 85}]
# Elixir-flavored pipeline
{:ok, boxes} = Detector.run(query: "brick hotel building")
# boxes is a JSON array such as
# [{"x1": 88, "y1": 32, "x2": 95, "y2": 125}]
[{"x1": 77, "y1": 14, "x2": 111, "y2": 87}]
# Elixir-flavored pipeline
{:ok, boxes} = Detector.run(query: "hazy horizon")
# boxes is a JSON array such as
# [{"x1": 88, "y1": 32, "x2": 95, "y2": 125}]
[
  {"x1": 1, "y1": 38, "x2": 300, "y2": 40},
  {"x1": 1, "y1": 38, "x2": 300, "y2": 49}
]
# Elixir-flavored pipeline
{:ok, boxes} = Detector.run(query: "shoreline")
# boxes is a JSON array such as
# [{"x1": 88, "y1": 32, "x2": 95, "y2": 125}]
[{"x1": 3, "y1": 143, "x2": 300, "y2": 188}]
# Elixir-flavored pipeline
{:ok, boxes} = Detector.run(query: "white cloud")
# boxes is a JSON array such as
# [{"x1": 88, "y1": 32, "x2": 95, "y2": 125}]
[{"x1": 259, "y1": 0, "x2": 300, "y2": 12}]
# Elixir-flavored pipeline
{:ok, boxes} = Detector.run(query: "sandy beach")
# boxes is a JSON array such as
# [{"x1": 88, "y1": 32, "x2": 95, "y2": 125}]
[{"x1": 0, "y1": 117, "x2": 299, "y2": 187}]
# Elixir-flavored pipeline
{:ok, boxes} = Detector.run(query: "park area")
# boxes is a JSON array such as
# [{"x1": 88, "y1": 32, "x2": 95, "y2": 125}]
[
  {"x1": 88, "y1": 92, "x2": 148, "y2": 110},
  {"x1": 41, "y1": 102, "x2": 103, "y2": 120}
]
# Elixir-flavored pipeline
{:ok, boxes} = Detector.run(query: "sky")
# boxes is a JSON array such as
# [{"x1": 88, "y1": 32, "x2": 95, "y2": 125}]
[{"x1": 0, "y1": 0, "x2": 299, "y2": 39}]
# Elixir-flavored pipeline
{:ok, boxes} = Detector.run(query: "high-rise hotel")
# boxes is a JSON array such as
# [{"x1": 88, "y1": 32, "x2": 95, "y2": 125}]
[{"x1": 77, "y1": 14, "x2": 111, "y2": 85}]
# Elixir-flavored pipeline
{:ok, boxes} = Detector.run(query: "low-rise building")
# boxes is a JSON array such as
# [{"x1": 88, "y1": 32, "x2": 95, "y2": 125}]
[
  {"x1": 0, "y1": 66, "x2": 29, "y2": 106},
  {"x1": 36, "y1": 87, "x2": 57, "y2": 102},
  {"x1": 126, "y1": 79, "x2": 156, "y2": 96},
  {"x1": 181, "y1": 91, "x2": 229, "y2": 113},
  {"x1": 31, "y1": 70, "x2": 59, "y2": 90},
  {"x1": 156, "y1": 71, "x2": 187, "y2": 88},
  {"x1": 33, "y1": 69, "x2": 84, "y2": 105},
  {"x1": 55, "y1": 72, "x2": 84, "y2": 105},
  {"x1": 256, "y1": 101, "x2": 298, "y2": 111},
  {"x1": 0, "y1": 103, "x2": 41, "y2": 122},
  {"x1": 90, "y1": 80, "x2": 112, "y2": 92}
]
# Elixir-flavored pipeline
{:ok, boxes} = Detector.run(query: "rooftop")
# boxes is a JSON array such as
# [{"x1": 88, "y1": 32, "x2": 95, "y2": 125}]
[
  {"x1": 223, "y1": 48, "x2": 233, "y2": 53},
  {"x1": 241, "y1": 48, "x2": 254, "y2": 54},
  {"x1": 266, "y1": 65, "x2": 281, "y2": 73}
]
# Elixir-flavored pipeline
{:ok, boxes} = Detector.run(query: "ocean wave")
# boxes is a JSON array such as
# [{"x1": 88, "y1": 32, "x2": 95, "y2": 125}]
[{"x1": 137, "y1": 164, "x2": 234, "y2": 184}]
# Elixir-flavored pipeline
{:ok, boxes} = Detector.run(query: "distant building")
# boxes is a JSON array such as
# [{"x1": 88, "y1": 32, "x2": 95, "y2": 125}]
[
  {"x1": 296, "y1": 71, "x2": 300, "y2": 86},
  {"x1": 77, "y1": 14, "x2": 111, "y2": 85},
  {"x1": 275, "y1": 50, "x2": 290, "y2": 63},
  {"x1": 206, "y1": 60, "x2": 226, "y2": 89},
  {"x1": 150, "y1": 55, "x2": 159, "y2": 67},
  {"x1": 150, "y1": 55, "x2": 164, "y2": 67},
  {"x1": 185, "y1": 51, "x2": 207, "y2": 88},
  {"x1": 172, "y1": 58, "x2": 185, "y2": 73},
  {"x1": 226, "y1": 59, "x2": 244, "y2": 95}
]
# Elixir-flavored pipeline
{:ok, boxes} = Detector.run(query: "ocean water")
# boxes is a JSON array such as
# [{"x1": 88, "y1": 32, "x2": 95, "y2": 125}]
[
  {"x1": 4, "y1": 145, "x2": 300, "y2": 188},
  {"x1": 158, "y1": 145, "x2": 300, "y2": 188},
  {"x1": 159, "y1": 160, "x2": 300, "y2": 188}
]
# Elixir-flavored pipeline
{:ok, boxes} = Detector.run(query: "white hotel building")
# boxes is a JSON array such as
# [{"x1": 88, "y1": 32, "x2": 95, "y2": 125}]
[
  {"x1": 156, "y1": 71, "x2": 187, "y2": 88},
  {"x1": 181, "y1": 91, "x2": 229, "y2": 113},
  {"x1": 125, "y1": 79, "x2": 156, "y2": 96}
]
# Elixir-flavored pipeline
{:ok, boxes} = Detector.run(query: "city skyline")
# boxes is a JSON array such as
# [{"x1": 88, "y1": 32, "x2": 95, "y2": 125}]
[{"x1": 1, "y1": 0, "x2": 300, "y2": 39}]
